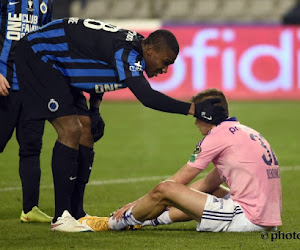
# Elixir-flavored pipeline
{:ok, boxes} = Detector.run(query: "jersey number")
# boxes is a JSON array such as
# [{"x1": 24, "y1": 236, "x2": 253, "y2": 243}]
[
  {"x1": 250, "y1": 133, "x2": 279, "y2": 166},
  {"x1": 83, "y1": 19, "x2": 119, "y2": 32}
]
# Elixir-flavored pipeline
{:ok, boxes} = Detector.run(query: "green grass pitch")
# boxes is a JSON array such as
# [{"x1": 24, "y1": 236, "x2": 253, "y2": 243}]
[{"x1": 0, "y1": 101, "x2": 299, "y2": 249}]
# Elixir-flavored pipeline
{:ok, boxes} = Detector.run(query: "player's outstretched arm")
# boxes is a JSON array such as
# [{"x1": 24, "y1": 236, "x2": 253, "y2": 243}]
[
  {"x1": 126, "y1": 76, "x2": 191, "y2": 115},
  {"x1": 0, "y1": 74, "x2": 10, "y2": 96},
  {"x1": 126, "y1": 76, "x2": 227, "y2": 120}
]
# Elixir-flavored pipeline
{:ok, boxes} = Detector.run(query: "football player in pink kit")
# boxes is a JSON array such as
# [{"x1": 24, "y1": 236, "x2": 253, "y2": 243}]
[{"x1": 79, "y1": 88, "x2": 282, "y2": 232}]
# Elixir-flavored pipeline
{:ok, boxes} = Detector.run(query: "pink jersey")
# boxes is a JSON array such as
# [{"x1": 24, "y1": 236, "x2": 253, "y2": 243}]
[{"x1": 188, "y1": 117, "x2": 282, "y2": 226}]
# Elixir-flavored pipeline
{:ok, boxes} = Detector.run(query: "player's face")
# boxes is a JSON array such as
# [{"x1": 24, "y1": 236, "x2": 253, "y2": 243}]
[
  {"x1": 144, "y1": 47, "x2": 177, "y2": 78},
  {"x1": 195, "y1": 118, "x2": 215, "y2": 135}
]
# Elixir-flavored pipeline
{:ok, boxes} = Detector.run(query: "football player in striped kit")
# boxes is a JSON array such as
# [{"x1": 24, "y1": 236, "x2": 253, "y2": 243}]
[
  {"x1": 14, "y1": 18, "x2": 226, "y2": 232},
  {"x1": 0, "y1": 0, "x2": 53, "y2": 222}
]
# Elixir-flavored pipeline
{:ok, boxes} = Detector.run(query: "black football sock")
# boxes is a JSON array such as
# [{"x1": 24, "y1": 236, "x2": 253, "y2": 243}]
[
  {"x1": 19, "y1": 155, "x2": 41, "y2": 214},
  {"x1": 71, "y1": 144, "x2": 94, "y2": 219},
  {"x1": 17, "y1": 119, "x2": 44, "y2": 214},
  {"x1": 52, "y1": 141, "x2": 78, "y2": 222}
]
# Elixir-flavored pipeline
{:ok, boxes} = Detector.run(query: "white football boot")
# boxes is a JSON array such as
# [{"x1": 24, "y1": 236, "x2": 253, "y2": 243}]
[{"x1": 51, "y1": 210, "x2": 93, "y2": 232}]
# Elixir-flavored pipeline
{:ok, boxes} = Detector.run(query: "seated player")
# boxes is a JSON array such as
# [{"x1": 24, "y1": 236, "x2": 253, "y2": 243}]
[{"x1": 79, "y1": 88, "x2": 282, "y2": 232}]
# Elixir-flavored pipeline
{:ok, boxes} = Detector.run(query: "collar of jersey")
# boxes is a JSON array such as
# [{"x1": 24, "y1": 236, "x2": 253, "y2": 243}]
[{"x1": 224, "y1": 117, "x2": 238, "y2": 122}]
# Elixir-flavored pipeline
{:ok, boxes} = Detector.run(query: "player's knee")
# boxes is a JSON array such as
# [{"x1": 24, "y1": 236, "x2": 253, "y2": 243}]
[
  {"x1": 59, "y1": 122, "x2": 83, "y2": 142},
  {"x1": 81, "y1": 123, "x2": 93, "y2": 139},
  {"x1": 19, "y1": 141, "x2": 42, "y2": 157},
  {"x1": 18, "y1": 131, "x2": 43, "y2": 156},
  {"x1": 150, "y1": 181, "x2": 173, "y2": 201},
  {"x1": 69, "y1": 122, "x2": 83, "y2": 139}
]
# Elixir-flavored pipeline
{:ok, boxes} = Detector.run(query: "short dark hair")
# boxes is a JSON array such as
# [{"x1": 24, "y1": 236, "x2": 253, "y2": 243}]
[
  {"x1": 145, "y1": 29, "x2": 179, "y2": 55},
  {"x1": 191, "y1": 88, "x2": 229, "y2": 118}
]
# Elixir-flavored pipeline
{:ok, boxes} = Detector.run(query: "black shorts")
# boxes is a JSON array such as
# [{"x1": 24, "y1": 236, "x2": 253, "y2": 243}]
[
  {"x1": 15, "y1": 39, "x2": 89, "y2": 121},
  {"x1": 0, "y1": 91, "x2": 22, "y2": 152},
  {"x1": 0, "y1": 90, "x2": 46, "y2": 154}
]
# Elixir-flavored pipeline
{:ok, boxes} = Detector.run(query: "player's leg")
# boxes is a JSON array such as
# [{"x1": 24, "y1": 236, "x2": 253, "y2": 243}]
[
  {"x1": 135, "y1": 181, "x2": 207, "y2": 222},
  {"x1": 107, "y1": 180, "x2": 207, "y2": 230},
  {"x1": 0, "y1": 91, "x2": 50, "y2": 222},
  {"x1": 0, "y1": 91, "x2": 21, "y2": 153},
  {"x1": 49, "y1": 114, "x2": 94, "y2": 232},
  {"x1": 49, "y1": 115, "x2": 92, "y2": 231},
  {"x1": 17, "y1": 119, "x2": 43, "y2": 214},
  {"x1": 67, "y1": 90, "x2": 96, "y2": 219},
  {"x1": 17, "y1": 116, "x2": 53, "y2": 222},
  {"x1": 143, "y1": 184, "x2": 230, "y2": 226},
  {"x1": 71, "y1": 114, "x2": 95, "y2": 219},
  {"x1": 141, "y1": 207, "x2": 191, "y2": 227},
  {"x1": 50, "y1": 114, "x2": 82, "y2": 218}
]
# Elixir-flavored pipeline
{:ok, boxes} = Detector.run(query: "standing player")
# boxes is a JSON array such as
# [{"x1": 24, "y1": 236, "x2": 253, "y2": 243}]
[
  {"x1": 14, "y1": 18, "x2": 226, "y2": 232},
  {"x1": 0, "y1": 0, "x2": 53, "y2": 222},
  {"x1": 80, "y1": 89, "x2": 282, "y2": 233}
]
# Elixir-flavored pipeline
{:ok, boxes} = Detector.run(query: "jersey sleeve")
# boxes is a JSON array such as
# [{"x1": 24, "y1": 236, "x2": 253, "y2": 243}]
[
  {"x1": 125, "y1": 75, "x2": 191, "y2": 114},
  {"x1": 187, "y1": 132, "x2": 226, "y2": 170},
  {"x1": 114, "y1": 48, "x2": 145, "y2": 81}
]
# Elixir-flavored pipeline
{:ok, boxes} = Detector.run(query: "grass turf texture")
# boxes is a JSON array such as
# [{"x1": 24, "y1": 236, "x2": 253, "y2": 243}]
[{"x1": 0, "y1": 101, "x2": 299, "y2": 249}]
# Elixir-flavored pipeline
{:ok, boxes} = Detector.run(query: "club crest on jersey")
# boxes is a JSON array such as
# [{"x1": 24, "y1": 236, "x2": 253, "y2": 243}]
[
  {"x1": 48, "y1": 99, "x2": 59, "y2": 112},
  {"x1": 129, "y1": 61, "x2": 143, "y2": 72},
  {"x1": 40, "y1": 2, "x2": 47, "y2": 14},
  {"x1": 27, "y1": 0, "x2": 34, "y2": 12}
]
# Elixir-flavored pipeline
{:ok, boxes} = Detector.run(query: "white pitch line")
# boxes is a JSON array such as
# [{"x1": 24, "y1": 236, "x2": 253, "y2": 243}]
[{"x1": 0, "y1": 166, "x2": 299, "y2": 192}]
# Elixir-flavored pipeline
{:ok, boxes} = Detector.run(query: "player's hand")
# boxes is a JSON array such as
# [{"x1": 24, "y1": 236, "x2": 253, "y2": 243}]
[
  {"x1": 90, "y1": 107, "x2": 105, "y2": 142},
  {"x1": 194, "y1": 98, "x2": 228, "y2": 125},
  {"x1": 112, "y1": 201, "x2": 137, "y2": 222},
  {"x1": 0, "y1": 74, "x2": 10, "y2": 96}
]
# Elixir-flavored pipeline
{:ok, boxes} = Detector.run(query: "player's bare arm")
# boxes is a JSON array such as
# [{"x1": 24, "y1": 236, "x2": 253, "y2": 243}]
[
  {"x1": 0, "y1": 73, "x2": 10, "y2": 96},
  {"x1": 168, "y1": 163, "x2": 202, "y2": 185},
  {"x1": 189, "y1": 167, "x2": 225, "y2": 194}
]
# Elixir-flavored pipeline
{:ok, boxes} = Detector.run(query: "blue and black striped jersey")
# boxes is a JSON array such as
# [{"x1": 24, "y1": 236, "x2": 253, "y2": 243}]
[
  {"x1": 0, "y1": 0, "x2": 53, "y2": 90},
  {"x1": 25, "y1": 18, "x2": 146, "y2": 94}
]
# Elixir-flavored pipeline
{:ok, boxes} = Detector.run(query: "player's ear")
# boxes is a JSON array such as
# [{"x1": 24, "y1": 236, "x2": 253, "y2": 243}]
[{"x1": 146, "y1": 44, "x2": 155, "y2": 56}]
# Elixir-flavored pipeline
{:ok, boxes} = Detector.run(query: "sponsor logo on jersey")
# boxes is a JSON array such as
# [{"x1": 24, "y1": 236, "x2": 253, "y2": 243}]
[
  {"x1": 40, "y1": 2, "x2": 47, "y2": 14},
  {"x1": 27, "y1": 0, "x2": 34, "y2": 12},
  {"x1": 129, "y1": 61, "x2": 143, "y2": 72},
  {"x1": 48, "y1": 99, "x2": 59, "y2": 112},
  {"x1": 95, "y1": 83, "x2": 125, "y2": 93}
]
